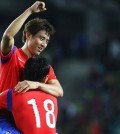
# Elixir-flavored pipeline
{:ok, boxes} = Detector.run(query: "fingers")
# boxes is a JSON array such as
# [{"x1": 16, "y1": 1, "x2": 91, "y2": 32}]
[
  {"x1": 30, "y1": 1, "x2": 47, "y2": 13},
  {"x1": 38, "y1": 2, "x2": 47, "y2": 12},
  {"x1": 14, "y1": 81, "x2": 29, "y2": 93},
  {"x1": 39, "y1": 2, "x2": 45, "y2": 9},
  {"x1": 14, "y1": 81, "x2": 38, "y2": 93}
]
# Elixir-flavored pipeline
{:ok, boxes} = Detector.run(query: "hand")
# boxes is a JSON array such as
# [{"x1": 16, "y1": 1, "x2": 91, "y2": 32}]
[
  {"x1": 14, "y1": 80, "x2": 39, "y2": 93},
  {"x1": 30, "y1": 1, "x2": 46, "y2": 13}
]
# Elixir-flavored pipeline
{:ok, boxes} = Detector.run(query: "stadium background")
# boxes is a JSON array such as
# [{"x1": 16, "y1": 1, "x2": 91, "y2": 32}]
[{"x1": 0, "y1": 0, "x2": 120, "y2": 133}]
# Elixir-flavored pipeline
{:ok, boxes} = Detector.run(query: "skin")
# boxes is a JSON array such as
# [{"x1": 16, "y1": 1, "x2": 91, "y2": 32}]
[
  {"x1": 22, "y1": 30, "x2": 49, "y2": 57},
  {"x1": 1, "y1": 1, "x2": 63, "y2": 97}
]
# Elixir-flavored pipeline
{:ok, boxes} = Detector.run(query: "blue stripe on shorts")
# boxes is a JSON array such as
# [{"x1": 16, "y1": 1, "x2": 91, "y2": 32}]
[{"x1": 7, "y1": 89, "x2": 12, "y2": 112}]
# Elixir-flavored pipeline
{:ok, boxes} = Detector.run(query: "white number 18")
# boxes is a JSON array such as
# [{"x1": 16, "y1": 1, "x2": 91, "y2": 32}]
[{"x1": 27, "y1": 99, "x2": 56, "y2": 128}]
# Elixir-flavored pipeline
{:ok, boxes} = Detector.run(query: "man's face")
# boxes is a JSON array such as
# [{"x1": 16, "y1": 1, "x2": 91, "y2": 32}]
[{"x1": 27, "y1": 30, "x2": 50, "y2": 56}]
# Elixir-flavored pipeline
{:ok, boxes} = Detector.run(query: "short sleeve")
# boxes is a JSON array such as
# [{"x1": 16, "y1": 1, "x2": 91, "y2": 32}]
[
  {"x1": 47, "y1": 66, "x2": 57, "y2": 81},
  {"x1": 0, "y1": 46, "x2": 16, "y2": 64}
]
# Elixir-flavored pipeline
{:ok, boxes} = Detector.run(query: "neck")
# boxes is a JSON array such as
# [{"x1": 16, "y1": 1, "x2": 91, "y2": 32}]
[{"x1": 21, "y1": 43, "x2": 33, "y2": 58}]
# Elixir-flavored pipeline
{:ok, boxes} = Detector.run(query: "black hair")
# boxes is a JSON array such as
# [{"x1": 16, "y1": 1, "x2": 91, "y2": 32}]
[
  {"x1": 22, "y1": 18, "x2": 55, "y2": 43},
  {"x1": 23, "y1": 56, "x2": 50, "y2": 82}
]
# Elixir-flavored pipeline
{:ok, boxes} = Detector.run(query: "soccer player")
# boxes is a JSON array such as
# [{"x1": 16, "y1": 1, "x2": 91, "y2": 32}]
[
  {"x1": 0, "y1": 57, "x2": 58, "y2": 134},
  {"x1": 0, "y1": 1, "x2": 63, "y2": 133}
]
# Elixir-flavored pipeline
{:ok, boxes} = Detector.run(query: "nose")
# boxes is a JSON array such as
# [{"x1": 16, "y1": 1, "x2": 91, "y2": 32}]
[{"x1": 41, "y1": 42, "x2": 47, "y2": 48}]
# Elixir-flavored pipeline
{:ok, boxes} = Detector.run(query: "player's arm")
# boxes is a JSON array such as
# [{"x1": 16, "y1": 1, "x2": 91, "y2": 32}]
[
  {"x1": 15, "y1": 80, "x2": 63, "y2": 97},
  {"x1": 37, "y1": 79, "x2": 63, "y2": 97},
  {"x1": 14, "y1": 66, "x2": 64, "y2": 97},
  {"x1": 0, "y1": 1, "x2": 46, "y2": 55},
  {"x1": 38, "y1": 66, "x2": 63, "y2": 97}
]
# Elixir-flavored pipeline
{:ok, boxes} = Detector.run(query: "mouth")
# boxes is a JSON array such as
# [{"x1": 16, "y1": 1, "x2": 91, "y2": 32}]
[{"x1": 38, "y1": 47, "x2": 43, "y2": 52}]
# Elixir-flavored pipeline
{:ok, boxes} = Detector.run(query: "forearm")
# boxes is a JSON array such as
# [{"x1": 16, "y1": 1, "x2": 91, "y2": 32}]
[
  {"x1": 3, "y1": 1, "x2": 46, "y2": 38},
  {"x1": 3, "y1": 8, "x2": 32, "y2": 38},
  {"x1": 14, "y1": 79, "x2": 64, "y2": 97},
  {"x1": 36, "y1": 82, "x2": 63, "y2": 97},
  {"x1": 1, "y1": 8, "x2": 32, "y2": 54}
]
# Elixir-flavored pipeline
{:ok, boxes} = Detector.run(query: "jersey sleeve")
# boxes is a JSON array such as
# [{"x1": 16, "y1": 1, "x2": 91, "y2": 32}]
[
  {"x1": 47, "y1": 66, "x2": 57, "y2": 81},
  {"x1": 0, "y1": 46, "x2": 16, "y2": 64}
]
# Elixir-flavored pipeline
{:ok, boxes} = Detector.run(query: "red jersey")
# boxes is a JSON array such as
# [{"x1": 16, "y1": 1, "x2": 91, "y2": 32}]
[
  {"x1": 0, "y1": 46, "x2": 28, "y2": 92},
  {"x1": 0, "y1": 46, "x2": 56, "y2": 92},
  {"x1": 0, "y1": 89, "x2": 58, "y2": 134}
]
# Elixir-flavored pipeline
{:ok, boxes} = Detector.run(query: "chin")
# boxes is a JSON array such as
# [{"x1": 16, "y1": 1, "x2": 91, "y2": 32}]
[
  {"x1": 34, "y1": 53, "x2": 39, "y2": 56},
  {"x1": 36, "y1": 52, "x2": 41, "y2": 56}
]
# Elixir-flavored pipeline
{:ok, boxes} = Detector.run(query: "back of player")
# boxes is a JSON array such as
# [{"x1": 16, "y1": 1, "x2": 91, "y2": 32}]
[
  {"x1": 9, "y1": 56, "x2": 58, "y2": 134},
  {"x1": 12, "y1": 90, "x2": 58, "y2": 134}
]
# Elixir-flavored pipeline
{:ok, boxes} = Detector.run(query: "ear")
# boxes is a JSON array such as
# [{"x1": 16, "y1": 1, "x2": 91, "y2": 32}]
[
  {"x1": 42, "y1": 75, "x2": 48, "y2": 83},
  {"x1": 26, "y1": 32, "x2": 32, "y2": 40}
]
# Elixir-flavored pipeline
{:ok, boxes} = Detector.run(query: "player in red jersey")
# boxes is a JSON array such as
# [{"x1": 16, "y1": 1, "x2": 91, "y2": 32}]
[
  {"x1": 0, "y1": 1, "x2": 63, "y2": 133},
  {"x1": 0, "y1": 57, "x2": 58, "y2": 134},
  {"x1": 0, "y1": 1, "x2": 63, "y2": 96}
]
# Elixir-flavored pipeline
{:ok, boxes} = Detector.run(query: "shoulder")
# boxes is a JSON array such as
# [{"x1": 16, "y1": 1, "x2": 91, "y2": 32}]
[{"x1": 47, "y1": 66, "x2": 57, "y2": 81}]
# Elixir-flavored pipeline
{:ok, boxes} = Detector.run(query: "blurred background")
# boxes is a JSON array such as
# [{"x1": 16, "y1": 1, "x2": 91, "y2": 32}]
[{"x1": 0, "y1": 0, "x2": 120, "y2": 134}]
